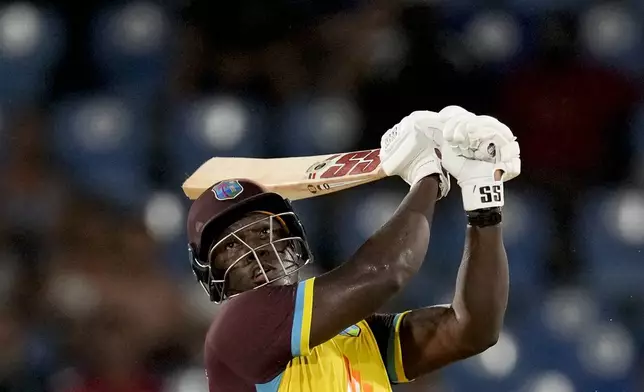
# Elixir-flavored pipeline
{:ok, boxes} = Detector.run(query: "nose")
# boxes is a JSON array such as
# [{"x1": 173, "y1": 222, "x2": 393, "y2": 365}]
[{"x1": 246, "y1": 248, "x2": 271, "y2": 263}]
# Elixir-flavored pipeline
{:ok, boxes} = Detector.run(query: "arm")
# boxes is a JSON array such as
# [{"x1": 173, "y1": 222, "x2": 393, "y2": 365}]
[
  {"x1": 389, "y1": 108, "x2": 519, "y2": 380},
  {"x1": 308, "y1": 111, "x2": 451, "y2": 349},
  {"x1": 310, "y1": 176, "x2": 440, "y2": 347},
  {"x1": 399, "y1": 219, "x2": 508, "y2": 379}
]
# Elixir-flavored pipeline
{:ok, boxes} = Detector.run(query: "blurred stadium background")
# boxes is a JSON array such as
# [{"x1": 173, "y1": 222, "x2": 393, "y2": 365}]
[{"x1": 0, "y1": 0, "x2": 643, "y2": 391}]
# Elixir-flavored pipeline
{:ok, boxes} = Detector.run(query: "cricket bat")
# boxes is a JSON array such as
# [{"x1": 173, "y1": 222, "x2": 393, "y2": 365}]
[{"x1": 182, "y1": 148, "x2": 388, "y2": 200}]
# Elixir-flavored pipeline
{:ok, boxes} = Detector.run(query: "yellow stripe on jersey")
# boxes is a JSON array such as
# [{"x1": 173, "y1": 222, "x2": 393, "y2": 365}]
[
  {"x1": 291, "y1": 278, "x2": 315, "y2": 357},
  {"x1": 280, "y1": 320, "x2": 393, "y2": 391},
  {"x1": 387, "y1": 311, "x2": 413, "y2": 383}
]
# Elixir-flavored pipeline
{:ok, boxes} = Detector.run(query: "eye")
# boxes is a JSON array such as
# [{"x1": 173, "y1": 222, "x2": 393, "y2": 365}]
[
  {"x1": 261, "y1": 228, "x2": 270, "y2": 235},
  {"x1": 226, "y1": 242, "x2": 237, "y2": 249}
]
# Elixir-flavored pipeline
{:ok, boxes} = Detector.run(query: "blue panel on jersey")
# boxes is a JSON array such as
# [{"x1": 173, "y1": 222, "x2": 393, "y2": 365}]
[
  {"x1": 291, "y1": 280, "x2": 307, "y2": 356},
  {"x1": 256, "y1": 372, "x2": 284, "y2": 392}
]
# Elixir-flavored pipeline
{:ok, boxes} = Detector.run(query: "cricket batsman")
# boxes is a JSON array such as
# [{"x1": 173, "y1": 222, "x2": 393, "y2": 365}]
[{"x1": 186, "y1": 105, "x2": 521, "y2": 391}]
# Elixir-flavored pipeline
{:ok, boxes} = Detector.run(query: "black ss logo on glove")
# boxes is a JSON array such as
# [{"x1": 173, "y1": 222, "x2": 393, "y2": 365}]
[{"x1": 479, "y1": 185, "x2": 502, "y2": 203}]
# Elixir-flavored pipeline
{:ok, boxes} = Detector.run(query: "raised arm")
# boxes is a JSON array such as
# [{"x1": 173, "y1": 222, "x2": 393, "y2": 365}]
[
  {"x1": 308, "y1": 111, "x2": 450, "y2": 348},
  {"x1": 398, "y1": 180, "x2": 509, "y2": 379},
  {"x1": 394, "y1": 107, "x2": 521, "y2": 379}
]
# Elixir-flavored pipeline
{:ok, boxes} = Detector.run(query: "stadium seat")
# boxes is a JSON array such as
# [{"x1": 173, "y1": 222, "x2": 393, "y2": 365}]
[
  {"x1": 460, "y1": 9, "x2": 525, "y2": 71},
  {"x1": 0, "y1": 3, "x2": 64, "y2": 105},
  {"x1": 442, "y1": 288, "x2": 636, "y2": 391},
  {"x1": 505, "y1": 0, "x2": 588, "y2": 15},
  {"x1": 441, "y1": 328, "x2": 528, "y2": 392},
  {"x1": 331, "y1": 179, "x2": 406, "y2": 257},
  {"x1": 140, "y1": 188, "x2": 192, "y2": 276},
  {"x1": 630, "y1": 105, "x2": 644, "y2": 179},
  {"x1": 166, "y1": 96, "x2": 268, "y2": 186},
  {"x1": 161, "y1": 232, "x2": 190, "y2": 276},
  {"x1": 91, "y1": 2, "x2": 172, "y2": 99},
  {"x1": 574, "y1": 187, "x2": 644, "y2": 299},
  {"x1": 573, "y1": 319, "x2": 637, "y2": 391},
  {"x1": 274, "y1": 96, "x2": 362, "y2": 157},
  {"x1": 632, "y1": 104, "x2": 644, "y2": 147},
  {"x1": 289, "y1": 197, "x2": 325, "y2": 259},
  {"x1": 511, "y1": 301, "x2": 587, "y2": 377},
  {"x1": 0, "y1": 104, "x2": 6, "y2": 160},
  {"x1": 510, "y1": 288, "x2": 638, "y2": 390},
  {"x1": 578, "y1": 3, "x2": 644, "y2": 75},
  {"x1": 51, "y1": 94, "x2": 151, "y2": 207},
  {"x1": 515, "y1": 370, "x2": 579, "y2": 392},
  {"x1": 502, "y1": 189, "x2": 552, "y2": 296}
]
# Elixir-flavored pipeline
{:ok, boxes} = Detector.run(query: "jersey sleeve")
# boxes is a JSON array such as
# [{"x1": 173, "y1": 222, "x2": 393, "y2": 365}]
[
  {"x1": 366, "y1": 311, "x2": 414, "y2": 384},
  {"x1": 206, "y1": 278, "x2": 316, "y2": 385}
]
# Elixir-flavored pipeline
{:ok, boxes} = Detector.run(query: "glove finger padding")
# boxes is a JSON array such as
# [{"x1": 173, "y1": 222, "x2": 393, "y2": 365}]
[
  {"x1": 443, "y1": 113, "x2": 474, "y2": 144},
  {"x1": 496, "y1": 156, "x2": 521, "y2": 182},
  {"x1": 444, "y1": 115, "x2": 521, "y2": 182},
  {"x1": 469, "y1": 116, "x2": 519, "y2": 164},
  {"x1": 438, "y1": 105, "x2": 472, "y2": 121},
  {"x1": 476, "y1": 115, "x2": 514, "y2": 140}
]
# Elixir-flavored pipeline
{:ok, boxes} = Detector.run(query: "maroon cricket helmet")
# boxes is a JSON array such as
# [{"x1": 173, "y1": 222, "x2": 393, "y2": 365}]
[{"x1": 186, "y1": 179, "x2": 313, "y2": 302}]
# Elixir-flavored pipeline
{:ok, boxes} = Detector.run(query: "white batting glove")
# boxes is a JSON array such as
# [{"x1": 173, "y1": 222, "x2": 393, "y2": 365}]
[
  {"x1": 380, "y1": 111, "x2": 450, "y2": 199},
  {"x1": 438, "y1": 106, "x2": 521, "y2": 211}
]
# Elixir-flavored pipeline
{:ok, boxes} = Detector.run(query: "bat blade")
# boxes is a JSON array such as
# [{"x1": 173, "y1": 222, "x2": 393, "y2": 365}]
[{"x1": 182, "y1": 148, "x2": 388, "y2": 200}]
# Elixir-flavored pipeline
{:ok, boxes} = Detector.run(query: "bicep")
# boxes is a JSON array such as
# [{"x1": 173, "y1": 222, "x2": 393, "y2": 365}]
[
  {"x1": 309, "y1": 259, "x2": 403, "y2": 350},
  {"x1": 399, "y1": 305, "x2": 481, "y2": 379},
  {"x1": 308, "y1": 181, "x2": 438, "y2": 350}
]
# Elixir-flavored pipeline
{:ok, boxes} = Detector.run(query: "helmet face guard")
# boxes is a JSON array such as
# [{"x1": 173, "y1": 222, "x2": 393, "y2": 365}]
[{"x1": 189, "y1": 196, "x2": 313, "y2": 303}]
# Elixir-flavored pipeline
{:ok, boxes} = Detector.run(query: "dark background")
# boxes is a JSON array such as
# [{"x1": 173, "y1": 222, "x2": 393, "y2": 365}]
[{"x1": 0, "y1": 0, "x2": 643, "y2": 390}]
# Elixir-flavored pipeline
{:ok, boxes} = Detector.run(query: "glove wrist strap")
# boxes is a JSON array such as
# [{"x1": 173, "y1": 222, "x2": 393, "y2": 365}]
[
  {"x1": 467, "y1": 207, "x2": 502, "y2": 227},
  {"x1": 460, "y1": 179, "x2": 504, "y2": 211}
]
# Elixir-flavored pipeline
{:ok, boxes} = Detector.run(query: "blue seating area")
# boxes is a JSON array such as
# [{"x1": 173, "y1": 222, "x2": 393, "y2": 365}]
[
  {"x1": 165, "y1": 96, "x2": 269, "y2": 184},
  {"x1": 441, "y1": 289, "x2": 639, "y2": 391},
  {"x1": 0, "y1": 3, "x2": 64, "y2": 106},
  {"x1": 275, "y1": 96, "x2": 363, "y2": 157},
  {"x1": 51, "y1": 94, "x2": 152, "y2": 207},
  {"x1": 90, "y1": 2, "x2": 172, "y2": 99},
  {"x1": 574, "y1": 188, "x2": 644, "y2": 300}
]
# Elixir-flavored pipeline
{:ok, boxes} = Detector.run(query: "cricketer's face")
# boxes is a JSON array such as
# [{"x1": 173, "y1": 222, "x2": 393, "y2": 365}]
[{"x1": 209, "y1": 212, "x2": 301, "y2": 295}]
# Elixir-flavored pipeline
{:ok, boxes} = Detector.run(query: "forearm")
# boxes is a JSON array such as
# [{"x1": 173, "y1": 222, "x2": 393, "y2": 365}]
[
  {"x1": 351, "y1": 175, "x2": 440, "y2": 285},
  {"x1": 452, "y1": 224, "x2": 509, "y2": 345},
  {"x1": 311, "y1": 176, "x2": 440, "y2": 346},
  {"x1": 317, "y1": 176, "x2": 439, "y2": 309}
]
